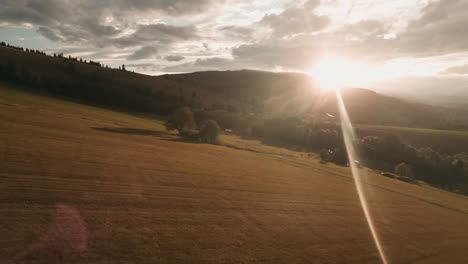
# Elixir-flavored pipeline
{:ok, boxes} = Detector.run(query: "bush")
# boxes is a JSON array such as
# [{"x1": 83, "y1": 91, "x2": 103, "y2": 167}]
[
  {"x1": 199, "y1": 119, "x2": 220, "y2": 144},
  {"x1": 395, "y1": 162, "x2": 414, "y2": 178},
  {"x1": 165, "y1": 107, "x2": 196, "y2": 135}
]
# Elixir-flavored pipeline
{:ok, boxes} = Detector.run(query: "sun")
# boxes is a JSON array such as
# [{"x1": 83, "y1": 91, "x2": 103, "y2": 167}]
[{"x1": 309, "y1": 56, "x2": 368, "y2": 90}]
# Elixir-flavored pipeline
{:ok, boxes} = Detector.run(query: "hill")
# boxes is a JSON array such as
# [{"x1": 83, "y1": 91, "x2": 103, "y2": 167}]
[
  {"x1": 1, "y1": 83, "x2": 468, "y2": 263},
  {"x1": 157, "y1": 71, "x2": 468, "y2": 129},
  {"x1": 1, "y1": 44, "x2": 468, "y2": 130},
  {"x1": 371, "y1": 78, "x2": 468, "y2": 108}
]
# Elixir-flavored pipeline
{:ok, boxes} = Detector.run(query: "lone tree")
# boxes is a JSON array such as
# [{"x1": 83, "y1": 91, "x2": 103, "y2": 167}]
[
  {"x1": 395, "y1": 162, "x2": 414, "y2": 178},
  {"x1": 164, "y1": 107, "x2": 196, "y2": 135},
  {"x1": 199, "y1": 119, "x2": 220, "y2": 144}
]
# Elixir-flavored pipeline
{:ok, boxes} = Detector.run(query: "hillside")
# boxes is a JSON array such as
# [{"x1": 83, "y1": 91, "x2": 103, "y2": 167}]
[
  {"x1": 1, "y1": 83, "x2": 468, "y2": 263},
  {"x1": 157, "y1": 72, "x2": 468, "y2": 128},
  {"x1": 1, "y1": 44, "x2": 468, "y2": 130}
]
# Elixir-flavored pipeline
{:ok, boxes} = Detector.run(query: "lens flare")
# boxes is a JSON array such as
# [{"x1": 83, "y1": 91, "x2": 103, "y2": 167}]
[{"x1": 335, "y1": 89, "x2": 388, "y2": 264}]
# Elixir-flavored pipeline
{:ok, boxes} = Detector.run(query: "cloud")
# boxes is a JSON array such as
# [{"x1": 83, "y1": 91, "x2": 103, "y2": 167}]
[
  {"x1": 232, "y1": 41, "x2": 321, "y2": 70},
  {"x1": 37, "y1": 27, "x2": 62, "y2": 42},
  {"x1": 125, "y1": 63, "x2": 159, "y2": 71},
  {"x1": 131, "y1": 23, "x2": 199, "y2": 43},
  {"x1": 219, "y1": 25, "x2": 255, "y2": 40},
  {"x1": 2, "y1": 0, "x2": 468, "y2": 77},
  {"x1": 163, "y1": 55, "x2": 185, "y2": 61},
  {"x1": 111, "y1": 23, "x2": 200, "y2": 49},
  {"x1": 394, "y1": 0, "x2": 468, "y2": 56},
  {"x1": 0, "y1": 0, "x2": 122, "y2": 44},
  {"x1": 112, "y1": 0, "x2": 223, "y2": 16},
  {"x1": 164, "y1": 57, "x2": 237, "y2": 72},
  {"x1": 127, "y1": 46, "x2": 158, "y2": 60},
  {"x1": 441, "y1": 64, "x2": 468, "y2": 75},
  {"x1": 259, "y1": 1, "x2": 329, "y2": 37},
  {"x1": 0, "y1": 0, "x2": 210, "y2": 48}
]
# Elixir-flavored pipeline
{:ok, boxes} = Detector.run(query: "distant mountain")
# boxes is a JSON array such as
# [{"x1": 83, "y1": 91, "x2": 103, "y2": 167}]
[
  {"x1": 154, "y1": 71, "x2": 468, "y2": 129},
  {"x1": 1, "y1": 44, "x2": 467, "y2": 129},
  {"x1": 369, "y1": 77, "x2": 468, "y2": 108}
]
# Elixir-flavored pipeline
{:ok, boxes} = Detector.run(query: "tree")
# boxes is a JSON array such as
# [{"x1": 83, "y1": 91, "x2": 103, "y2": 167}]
[
  {"x1": 199, "y1": 119, "x2": 220, "y2": 144},
  {"x1": 5, "y1": 61, "x2": 17, "y2": 81},
  {"x1": 451, "y1": 159, "x2": 465, "y2": 188},
  {"x1": 164, "y1": 107, "x2": 196, "y2": 135},
  {"x1": 319, "y1": 149, "x2": 330, "y2": 162},
  {"x1": 332, "y1": 148, "x2": 348, "y2": 166},
  {"x1": 395, "y1": 162, "x2": 414, "y2": 178}
]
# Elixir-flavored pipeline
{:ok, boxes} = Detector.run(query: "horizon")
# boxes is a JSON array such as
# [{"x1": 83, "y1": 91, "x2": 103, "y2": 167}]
[{"x1": 1, "y1": 0, "x2": 468, "y2": 93}]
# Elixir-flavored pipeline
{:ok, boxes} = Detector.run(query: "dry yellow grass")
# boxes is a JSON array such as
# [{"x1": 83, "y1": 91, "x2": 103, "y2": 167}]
[{"x1": 1, "y1": 85, "x2": 468, "y2": 264}]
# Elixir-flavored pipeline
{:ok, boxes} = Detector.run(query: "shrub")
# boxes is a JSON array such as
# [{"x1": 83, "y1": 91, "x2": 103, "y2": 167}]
[
  {"x1": 395, "y1": 162, "x2": 414, "y2": 178},
  {"x1": 199, "y1": 119, "x2": 220, "y2": 144},
  {"x1": 165, "y1": 107, "x2": 196, "y2": 135}
]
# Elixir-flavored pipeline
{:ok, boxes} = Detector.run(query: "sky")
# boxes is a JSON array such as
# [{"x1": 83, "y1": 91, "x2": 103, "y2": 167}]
[{"x1": 1, "y1": 0, "x2": 468, "y2": 91}]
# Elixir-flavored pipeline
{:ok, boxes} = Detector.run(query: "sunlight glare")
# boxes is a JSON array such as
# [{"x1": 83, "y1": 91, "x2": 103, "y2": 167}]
[
  {"x1": 310, "y1": 56, "x2": 369, "y2": 90},
  {"x1": 336, "y1": 89, "x2": 388, "y2": 264}
]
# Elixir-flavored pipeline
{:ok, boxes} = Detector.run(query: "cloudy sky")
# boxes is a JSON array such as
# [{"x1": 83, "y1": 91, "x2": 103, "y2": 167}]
[{"x1": 1, "y1": 0, "x2": 468, "y2": 91}]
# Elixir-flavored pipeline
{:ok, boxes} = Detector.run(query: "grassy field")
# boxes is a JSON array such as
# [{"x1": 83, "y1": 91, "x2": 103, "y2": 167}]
[{"x1": 1, "y1": 84, "x2": 468, "y2": 264}]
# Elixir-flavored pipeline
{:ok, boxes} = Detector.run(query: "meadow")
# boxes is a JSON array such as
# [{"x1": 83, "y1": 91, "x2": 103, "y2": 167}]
[{"x1": 1, "y1": 84, "x2": 468, "y2": 263}]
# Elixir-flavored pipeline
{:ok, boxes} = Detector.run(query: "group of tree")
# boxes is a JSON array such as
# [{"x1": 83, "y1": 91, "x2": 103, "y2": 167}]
[
  {"x1": 0, "y1": 41, "x2": 126, "y2": 71},
  {"x1": 0, "y1": 42, "x2": 46, "y2": 55},
  {"x1": 165, "y1": 107, "x2": 220, "y2": 144},
  {"x1": 359, "y1": 134, "x2": 465, "y2": 189},
  {"x1": 0, "y1": 44, "x2": 183, "y2": 115},
  {"x1": 198, "y1": 111, "x2": 466, "y2": 189}
]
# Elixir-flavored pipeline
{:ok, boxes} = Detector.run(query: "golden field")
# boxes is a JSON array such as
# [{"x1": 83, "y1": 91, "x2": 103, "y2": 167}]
[{"x1": 1, "y1": 84, "x2": 467, "y2": 264}]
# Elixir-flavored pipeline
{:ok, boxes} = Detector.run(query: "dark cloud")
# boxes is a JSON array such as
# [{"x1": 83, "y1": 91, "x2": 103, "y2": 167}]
[
  {"x1": 0, "y1": 0, "x2": 122, "y2": 44},
  {"x1": 163, "y1": 55, "x2": 185, "y2": 62},
  {"x1": 0, "y1": 0, "x2": 208, "y2": 48},
  {"x1": 37, "y1": 27, "x2": 62, "y2": 42},
  {"x1": 441, "y1": 64, "x2": 468, "y2": 75},
  {"x1": 112, "y1": 0, "x2": 221, "y2": 16},
  {"x1": 127, "y1": 46, "x2": 158, "y2": 60}
]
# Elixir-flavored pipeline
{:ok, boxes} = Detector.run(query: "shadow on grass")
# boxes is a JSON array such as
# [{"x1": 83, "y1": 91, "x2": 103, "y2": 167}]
[
  {"x1": 92, "y1": 127, "x2": 172, "y2": 137},
  {"x1": 162, "y1": 137, "x2": 213, "y2": 145}
]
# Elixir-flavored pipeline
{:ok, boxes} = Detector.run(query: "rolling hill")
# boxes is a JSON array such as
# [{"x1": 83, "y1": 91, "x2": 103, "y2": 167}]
[{"x1": 1, "y1": 44, "x2": 468, "y2": 130}]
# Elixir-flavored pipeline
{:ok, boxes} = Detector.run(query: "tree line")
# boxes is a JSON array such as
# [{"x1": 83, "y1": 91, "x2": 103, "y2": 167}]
[
  {"x1": 0, "y1": 42, "x2": 182, "y2": 114},
  {"x1": 0, "y1": 41, "x2": 127, "y2": 71},
  {"x1": 189, "y1": 111, "x2": 466, "y2": 190}
]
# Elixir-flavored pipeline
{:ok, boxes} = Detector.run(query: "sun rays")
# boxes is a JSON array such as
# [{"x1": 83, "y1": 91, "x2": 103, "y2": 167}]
[
  {"x1": 335, "y1": 88, "x2": 388, "y2": 264},
  {"x1": 309, "y1": 56, "x2": 371, "y2": 90}
]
